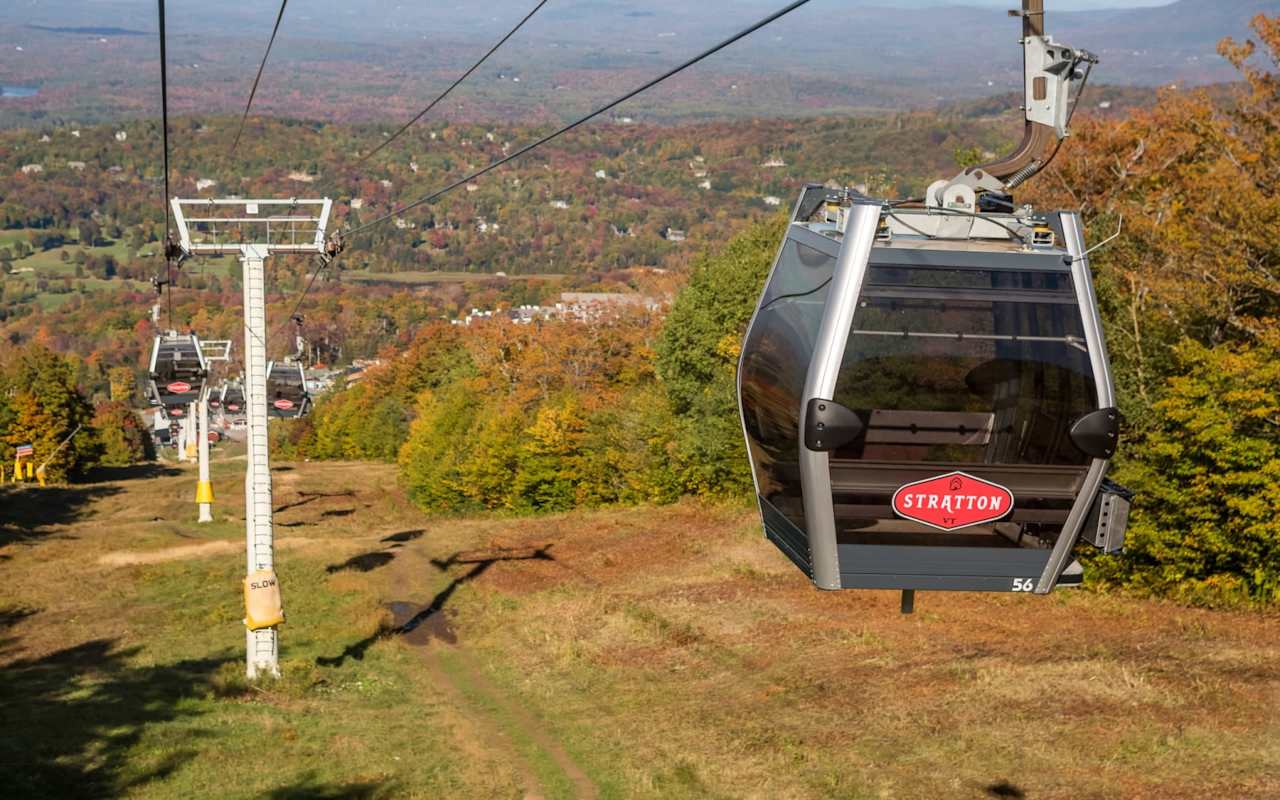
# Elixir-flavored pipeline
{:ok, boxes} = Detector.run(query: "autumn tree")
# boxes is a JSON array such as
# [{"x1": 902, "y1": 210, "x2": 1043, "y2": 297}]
[
  {"x1": 1022, "y1": 15, "x2": 1280, "y2": 602},
  {"x1": 0, "y1": 345, "x2": 96, "y2": 481},
  {"x1": 92, "y1": 400, "x2": 153, "y2": 467}
]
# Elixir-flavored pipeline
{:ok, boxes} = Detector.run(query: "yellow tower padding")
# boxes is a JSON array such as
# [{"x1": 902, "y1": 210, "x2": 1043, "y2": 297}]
[
  {"x1": 195, "y1": 480, "x2": 214, "y2": 504},
  {"x1": 25, "y1": 462, "x2": 34, "y2": 479},
  {"x1": 244, "y1": 570, "x2": 285, "y2": 630},
  {"x1": 35, "y1": 465, "x2": 46, "y2": 487}
]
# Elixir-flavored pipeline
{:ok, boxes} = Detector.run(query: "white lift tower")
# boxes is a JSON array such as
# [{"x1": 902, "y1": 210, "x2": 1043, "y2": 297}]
[{"x1": 170, "y1": 197, "x2": 337, "y2": 679}]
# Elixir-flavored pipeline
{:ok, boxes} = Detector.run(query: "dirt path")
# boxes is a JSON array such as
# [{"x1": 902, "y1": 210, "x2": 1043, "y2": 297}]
[
  {"x1": 418, "y1": 644, "x2": 549, "y2": 800},
  {"x1": 383, "y1": 540, "x2": 599, "y2": 800},
  {"x1": 96, "y1": 535, "x2": 365, "y2": 566},
  {"x1": 445, "y1": 645, "x2": 599, "y2": 800}
]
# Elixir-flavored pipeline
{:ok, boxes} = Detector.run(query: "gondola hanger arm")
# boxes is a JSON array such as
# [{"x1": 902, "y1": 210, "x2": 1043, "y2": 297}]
[{"x1": 926, "y1": 0, "x2": 1096, "y2": 209}]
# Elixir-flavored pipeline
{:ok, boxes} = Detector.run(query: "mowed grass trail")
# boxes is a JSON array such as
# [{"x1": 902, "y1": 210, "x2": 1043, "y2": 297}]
[{"x1": 1, "y1": 460, "x2": 1277, "y2": 799}]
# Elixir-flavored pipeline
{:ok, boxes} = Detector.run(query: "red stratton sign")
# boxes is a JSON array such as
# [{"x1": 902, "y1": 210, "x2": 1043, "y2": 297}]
[
  {"x1": 166, "y1": 381, "x2": 192, "y2": 394},
  {"x1": 892, "y1": 471, "x2": 1014, "y2": 531},
  {"x1": 272, "y1": 399, "x2": 295, "y2": 411}
]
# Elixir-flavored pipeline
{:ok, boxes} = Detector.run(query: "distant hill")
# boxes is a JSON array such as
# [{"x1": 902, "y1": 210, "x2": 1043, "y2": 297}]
[{"x1": 0, "y1": 0, "x2": 1271, "y2": 126}]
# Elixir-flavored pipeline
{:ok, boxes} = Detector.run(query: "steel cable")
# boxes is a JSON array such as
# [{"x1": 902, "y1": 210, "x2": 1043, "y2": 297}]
[
  {"x1": 230, "y1": 0, "x2": 289, "y2": 155},
  {"x1": 357, "y1": 0, "x2": 551, "y2": 164}
]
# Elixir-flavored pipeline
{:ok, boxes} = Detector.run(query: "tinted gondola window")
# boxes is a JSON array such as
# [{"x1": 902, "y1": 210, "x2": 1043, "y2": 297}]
[
  {"x1": 740, "y1": 236, "x2": 836, "y2": 532},
  {"x1": 832, "y1": 266, "x2": 1096, "y2": 466}
]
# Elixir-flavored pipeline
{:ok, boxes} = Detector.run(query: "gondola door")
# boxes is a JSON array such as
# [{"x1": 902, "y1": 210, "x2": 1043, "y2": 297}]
[{"x1": 799, "y1": 210, "x2": 1118, "y2": 594}]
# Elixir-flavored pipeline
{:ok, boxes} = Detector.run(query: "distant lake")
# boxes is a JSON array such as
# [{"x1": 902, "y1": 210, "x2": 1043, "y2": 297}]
[{"x1": 1, "y1": 86, "x2": 38, "y2": 98}]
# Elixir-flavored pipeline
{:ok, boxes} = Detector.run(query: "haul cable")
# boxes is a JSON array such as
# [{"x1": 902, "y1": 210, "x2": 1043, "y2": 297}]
[
  {"x1": 278, "y1": 0, "x2": 816, "y2": 338},
  {"x1": 156, "y1": 0, "x2": 180, "y2": 327},
  {"x1": 230, "y1": 0, "x2": 289, "y2": 155},
  {"x1": 357, "y1": 0, "x2": 551, "y2": 164},
  {"x1": 345, "y1": 0, "x2": 817, "y2": 238}
]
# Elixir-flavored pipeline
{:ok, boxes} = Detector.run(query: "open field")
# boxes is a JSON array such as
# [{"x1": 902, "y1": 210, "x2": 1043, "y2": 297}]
[{"x1": 1, "y1": 459, "x2": 1278, "y2": 799}]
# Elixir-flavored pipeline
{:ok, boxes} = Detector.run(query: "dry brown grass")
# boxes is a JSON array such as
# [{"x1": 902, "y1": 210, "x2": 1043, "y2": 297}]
[{"x1": 2, "y1": 460, "x2": 1277, "y2": 799}]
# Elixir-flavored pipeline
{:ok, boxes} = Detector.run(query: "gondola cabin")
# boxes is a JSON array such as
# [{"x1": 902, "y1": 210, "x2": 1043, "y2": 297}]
[
  {"x1": 266, "y1": 361, "x2": 310, "y2": 419},
  {"x1": 221, "y1": 382, "x2": 246, "y2": 418},
  {"x1": 148, "y1": 334, "x2": 207, "y2": 410},
  {"x1": 737, "y1": 188, "x2": 1128, "y2": 597}
]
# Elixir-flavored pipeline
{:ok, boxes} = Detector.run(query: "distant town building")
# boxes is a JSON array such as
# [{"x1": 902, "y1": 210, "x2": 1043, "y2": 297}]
[
  {"x1": 20, "y1": 164, "x2": 43, "y2": 175},
  {"x1": 661, "y1": 227, "x2": 687, "y2": 242},
  {"x1": 549, "y1": 200, "x2": 570, "y2": 209},
  {"x1": 764, "y1": 196, "x2": 782, "y2": 206},
  {"x1": 66, "y1": 161, "x2": 86, "y2": 171},
  {"x1": 761, "y1": 157, "x2": 786, "y2": 168},
  {"x1": 288, "y1": 171, "x2": 317, "y2": 183},
  {"x1": 196, "y1": 178, "x2": 217, "y2": 191},
  {"x1": 115, "y1": 130, "x2": 127, "y2": 142}
]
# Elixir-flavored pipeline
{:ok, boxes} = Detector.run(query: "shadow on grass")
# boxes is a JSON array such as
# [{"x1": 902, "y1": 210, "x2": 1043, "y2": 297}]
[
  {"x1": 380, "y1": 529, "x2": 424, "y2": 544},
  {"x1": 326, "y1": 551, "x2": 396, "y2": 574},
  {"x1": 316, "y1": 546, "x2": 554, "y2": 668},
  {"x1": 81, "y1": 463, "x2": 181, "y2": 483},
  {"x1": 0, "y1": 623, "x2": 232, "y2": 799},
  {"x1": 275, "y1": 490, "x2": 355, "y2": 514},
  {"x1": 986, "y1": 780, "x2": 1027, "y2": 799},
  {"x1": 0, "y1": 605, "x2": 37, "y2": 658},
  {"x1": 266, "y1": 775, "x2": 392, "y2": 799},
  {"x1": 0, "y1": 484, "x2": 122, "y2": 549},
  {"x1": 324, "y1": 526, "x2": 432, "y2": 575}
]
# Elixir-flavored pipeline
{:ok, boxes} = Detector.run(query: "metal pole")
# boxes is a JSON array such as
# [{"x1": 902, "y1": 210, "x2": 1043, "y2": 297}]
[
  {"x1": 241, "y1": 245, "x2": 279, "y2": 679},
  {"x1": 177, "y1": 410, "x2": 189, "y2": 462},
  {"x1": 197, "y1": 391, "x2": 213, "y2": 523}
]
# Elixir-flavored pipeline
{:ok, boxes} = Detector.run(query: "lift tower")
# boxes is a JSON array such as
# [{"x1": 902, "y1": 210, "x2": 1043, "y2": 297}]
[{"x1": 171, "y1": 197, "x2": 335, "y2": 679}]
